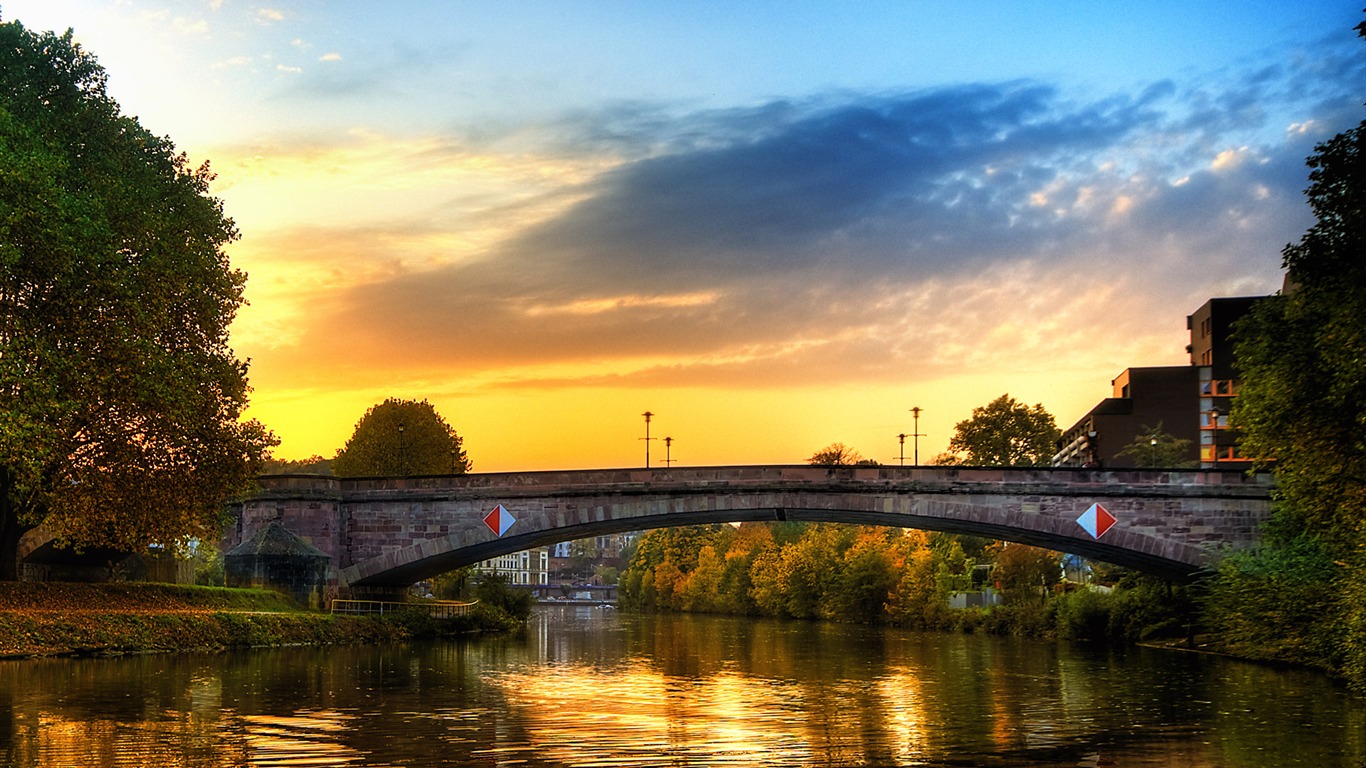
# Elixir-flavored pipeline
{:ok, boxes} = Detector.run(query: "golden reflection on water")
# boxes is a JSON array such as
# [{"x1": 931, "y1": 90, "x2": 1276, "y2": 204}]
[
  {"x1": 876, "y1": 671, "x2": 929, "y2": 764},
  {"x1": 23, "y1": 708, "x2": 376, "y2": 768},
  {"x1": 1, "y1": 609, "x2": 1363, "y2": 767},
  {"x1": 240, "y1": 710, "x2": 377, "y2": 767},
  {"x1": 25, "y1": 712, "x2": 248, "y2": 768},
  {"x1": 490, "y1": 662, "x2": 816, "y2": 766}
]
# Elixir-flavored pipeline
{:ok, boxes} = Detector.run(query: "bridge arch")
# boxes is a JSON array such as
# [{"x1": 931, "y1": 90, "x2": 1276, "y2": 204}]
[
  {"x1": 232, "y1": 466, "x2": 1273, "y2": 592},
  {"x1": 346, "y1": 495, "x2": 1222, "y2": 587}
]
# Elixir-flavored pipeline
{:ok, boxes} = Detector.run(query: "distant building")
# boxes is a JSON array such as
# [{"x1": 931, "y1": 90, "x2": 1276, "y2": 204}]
[
  {"x1": 1054, "y1": 296, "x2": 1263, "y2": 469},
  {"x1": 476, "y1": 547, "x2": 549, "y2": 586},
  {"x1": 548, "y1": 533, "x2": 637, "y2": 582},
  {"x1": 1053, "y1": 366, "x2": 1200, "y2": 467}
]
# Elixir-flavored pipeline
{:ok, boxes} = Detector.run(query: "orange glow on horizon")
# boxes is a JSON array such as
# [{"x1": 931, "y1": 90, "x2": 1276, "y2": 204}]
[{"x1": 244, "y1": 368, "x2": 1111, "y2": 472}]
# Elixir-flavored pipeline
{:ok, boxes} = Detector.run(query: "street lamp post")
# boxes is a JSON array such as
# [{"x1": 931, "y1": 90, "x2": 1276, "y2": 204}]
[
  {"x1": 897, "y1": 433, "x2": 907, "y2": 466},
  {"x1": 909, "y1": 407, "x2": 925, "y2": 466},
  {"x1": 1149, "y1": 435, "x2": 1158, "y2": 468},
  {"x1": 397, "y1": 422, "x2": 407, "y2": 477},
  {"x1": 664, "y1": 436, "x2": 675, "y2": 466},
  {"x1": 640, "y1": 411, "x2": 655, "y2": 468}
]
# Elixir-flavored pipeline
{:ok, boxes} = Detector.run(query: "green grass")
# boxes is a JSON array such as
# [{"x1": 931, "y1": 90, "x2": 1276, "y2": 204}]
[
  {"x1": 0, "y1": 581, "x2": 518, "y2": 658},
  {"x1": 0, "y1": 581, "x2": 301, "y2": 613}
]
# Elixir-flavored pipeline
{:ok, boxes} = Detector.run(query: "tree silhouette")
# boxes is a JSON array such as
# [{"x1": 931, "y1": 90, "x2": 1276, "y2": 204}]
[{"x1": 332, "y1": 398, "x2": 471, "y2": 477}]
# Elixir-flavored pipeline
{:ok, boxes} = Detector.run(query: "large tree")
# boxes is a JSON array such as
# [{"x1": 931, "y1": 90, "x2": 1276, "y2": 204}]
[
  {"x1": 332, "y1": 398, "x2": 471, "y2": 477},
  {"x1": 1231, "y1": 120, "x2": 1366, "y2": 545},
  {"x1": 1220, "y1": 15, "x2": 1366, "y2": 688},
  {"x1": 941, "y1": 394, "x2": 1059, "y2": 466},
  {"x1": 0, "y1": 21, "x2": 275, "y2": 578}
]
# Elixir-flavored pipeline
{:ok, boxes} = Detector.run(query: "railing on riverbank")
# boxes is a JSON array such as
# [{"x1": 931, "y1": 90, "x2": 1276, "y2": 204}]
[{"x1": 330, "y1": 599, "x2": 477, "y2": 619}]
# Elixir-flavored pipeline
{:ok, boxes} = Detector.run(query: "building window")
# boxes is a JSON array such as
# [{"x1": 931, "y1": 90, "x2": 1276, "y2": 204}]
[
  {"x1": 1200, "y1": 379, "x2": 1239, "y2": 397},
  {"x1": 1202, "y1": 444, "x2": 1248, "y2": 462}
]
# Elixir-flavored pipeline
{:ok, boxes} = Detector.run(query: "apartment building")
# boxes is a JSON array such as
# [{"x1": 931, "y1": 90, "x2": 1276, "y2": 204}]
[
  {"x1": 1053, "y1": 296, "x2": 1262, "y2": 469},
  {"x1": 476, "y1": 547, "x2": 550, "y2": 586}
]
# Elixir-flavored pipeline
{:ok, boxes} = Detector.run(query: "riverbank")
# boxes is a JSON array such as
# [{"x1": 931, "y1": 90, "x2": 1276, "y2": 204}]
[{"x1": 0, "y1": 582, "x2": 513, "y2": 659}]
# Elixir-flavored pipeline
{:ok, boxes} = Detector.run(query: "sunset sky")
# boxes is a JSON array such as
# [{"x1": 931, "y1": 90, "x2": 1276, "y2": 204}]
[{"x1": 6, "y1": 1, "x2": 1364, "y2": 471}]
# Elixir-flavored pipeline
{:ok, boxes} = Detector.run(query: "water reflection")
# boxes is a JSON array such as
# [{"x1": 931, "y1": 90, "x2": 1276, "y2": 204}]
[{"x1": 0, "y1": 606, "x2": 1361, "y2": 766}]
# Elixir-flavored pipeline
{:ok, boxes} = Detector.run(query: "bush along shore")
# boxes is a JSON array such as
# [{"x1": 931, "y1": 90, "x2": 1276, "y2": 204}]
[{"x1": 0, "y1": 582, "x2": 526, "y2": 659}]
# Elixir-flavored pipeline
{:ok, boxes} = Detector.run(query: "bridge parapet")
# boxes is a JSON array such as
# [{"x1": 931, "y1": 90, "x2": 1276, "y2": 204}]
[{"x1": 258, "y1": 465, "x2": 1272, "y2": 499}]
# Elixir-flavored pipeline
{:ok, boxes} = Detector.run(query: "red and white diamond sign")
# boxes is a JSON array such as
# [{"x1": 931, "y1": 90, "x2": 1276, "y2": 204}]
[
  {"x1": 1077, "y1": 503, "x2": 1117, "y2": 539},
  {"x1": 483, "y1": 504, "x2": 516, "y2": 537}
]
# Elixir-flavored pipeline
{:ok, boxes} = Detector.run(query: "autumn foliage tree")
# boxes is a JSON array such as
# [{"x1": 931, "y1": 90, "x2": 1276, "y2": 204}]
[
  {"x1": 0, "y1": 20, "x2": 275, "y2": 578},
  {"x1": 620, "y1": 523, "x2": 971, "y2": 626},
  {"x1": 332, "y1": 398, "x2": 471, "y2": 477},
  {"x1": 987, "y1": 542, "x2": 1061, "y2": 605}
]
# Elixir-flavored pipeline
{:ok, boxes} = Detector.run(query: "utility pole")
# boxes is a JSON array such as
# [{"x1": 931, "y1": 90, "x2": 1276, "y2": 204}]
[
  {"x1": 640, "y1": 411, "x2": 656, "y2": 468},
  {"x1": 909, "y1": 407, "x2": 925, "y2": 466}
]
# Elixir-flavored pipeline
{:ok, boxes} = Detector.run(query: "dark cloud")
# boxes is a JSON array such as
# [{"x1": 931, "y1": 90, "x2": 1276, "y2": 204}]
[
  {"x1": 506, "y1": 82, "x2": 1165, "y2": 287},
  {"x1": 249, "y1": 44, "x2": 1365, "y2": 392}
]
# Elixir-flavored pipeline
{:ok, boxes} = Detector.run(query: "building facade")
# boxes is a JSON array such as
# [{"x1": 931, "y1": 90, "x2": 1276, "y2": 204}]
[
  {"x1": 1054, "y1": 296, "x2": 1262, "y2": 469},
  {"x1": 1053, "y1": 366, "x2": 1200, "y2": 467},
  {"x1": 476, "y1": 547, "x2": 550, "y2": 585},
  {"x1": 1187, "y1": 296, "x2": 1260, "y2": 467}
]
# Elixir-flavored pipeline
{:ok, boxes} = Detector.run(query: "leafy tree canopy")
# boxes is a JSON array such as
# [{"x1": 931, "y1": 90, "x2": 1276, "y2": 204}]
[
  {"x1": 987, "y1": 542, "x2": 1061, "y2": 605},
  {"x1": 1114, "y1": 422, "x2": 1196, "y2": 468},
  {"x1": 261, "y1": 455, "x2": 333, "y2": 475},
  {"x1": 0, "y1": 20, "x2": 275, "y2": 577},
  {"x1": 807, "y1": 442, "x2": 874, "y2": 466},
  {"x1": 332, "y1": 398, "x2": 471, "y2": 477},
  {"x1": 1218, "y1": 16, "x2": 1366, "y2": 688},
  {"x1": 941, "y1": 395, "x2": 1060, "y2": 466},
  {"x1": 1231, "y1": 89, "x2": 1366, "y2": 546}
]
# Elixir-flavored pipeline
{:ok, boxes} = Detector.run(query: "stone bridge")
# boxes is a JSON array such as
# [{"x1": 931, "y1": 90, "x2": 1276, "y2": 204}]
[{"x1": 226, "y1": 465, "x2": 1274, "y2": 595}]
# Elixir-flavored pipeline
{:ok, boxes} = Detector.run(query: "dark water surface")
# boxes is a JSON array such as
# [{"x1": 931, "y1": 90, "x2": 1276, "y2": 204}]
[{"x1": 0, "y1": 605, "x2": 1362, "y2": 766}]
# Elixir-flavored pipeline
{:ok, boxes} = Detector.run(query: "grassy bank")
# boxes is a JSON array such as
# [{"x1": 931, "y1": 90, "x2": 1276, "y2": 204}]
[{"x1": 0, "y1": 583, "x2": 517, "y2": 658}]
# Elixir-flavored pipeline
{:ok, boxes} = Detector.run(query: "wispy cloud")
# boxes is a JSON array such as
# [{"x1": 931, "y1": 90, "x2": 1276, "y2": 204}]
[{"x1": 214, "y1": 55, "x2": 253, "y2": 69}]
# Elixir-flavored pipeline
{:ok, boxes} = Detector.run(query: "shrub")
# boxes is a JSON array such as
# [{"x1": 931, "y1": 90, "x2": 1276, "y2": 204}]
[
  {"x1": 473, "y1": 574, "x2": 535, "y2": 622},
  {"x1": 1055, "y1": 588, "x2": 1114, "y2": 641}
]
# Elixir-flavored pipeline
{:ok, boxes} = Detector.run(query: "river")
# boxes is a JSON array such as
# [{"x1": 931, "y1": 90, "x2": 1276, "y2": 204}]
[{"x1": 0, "y1": 605, "x2": 1362, "y2": 766}]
